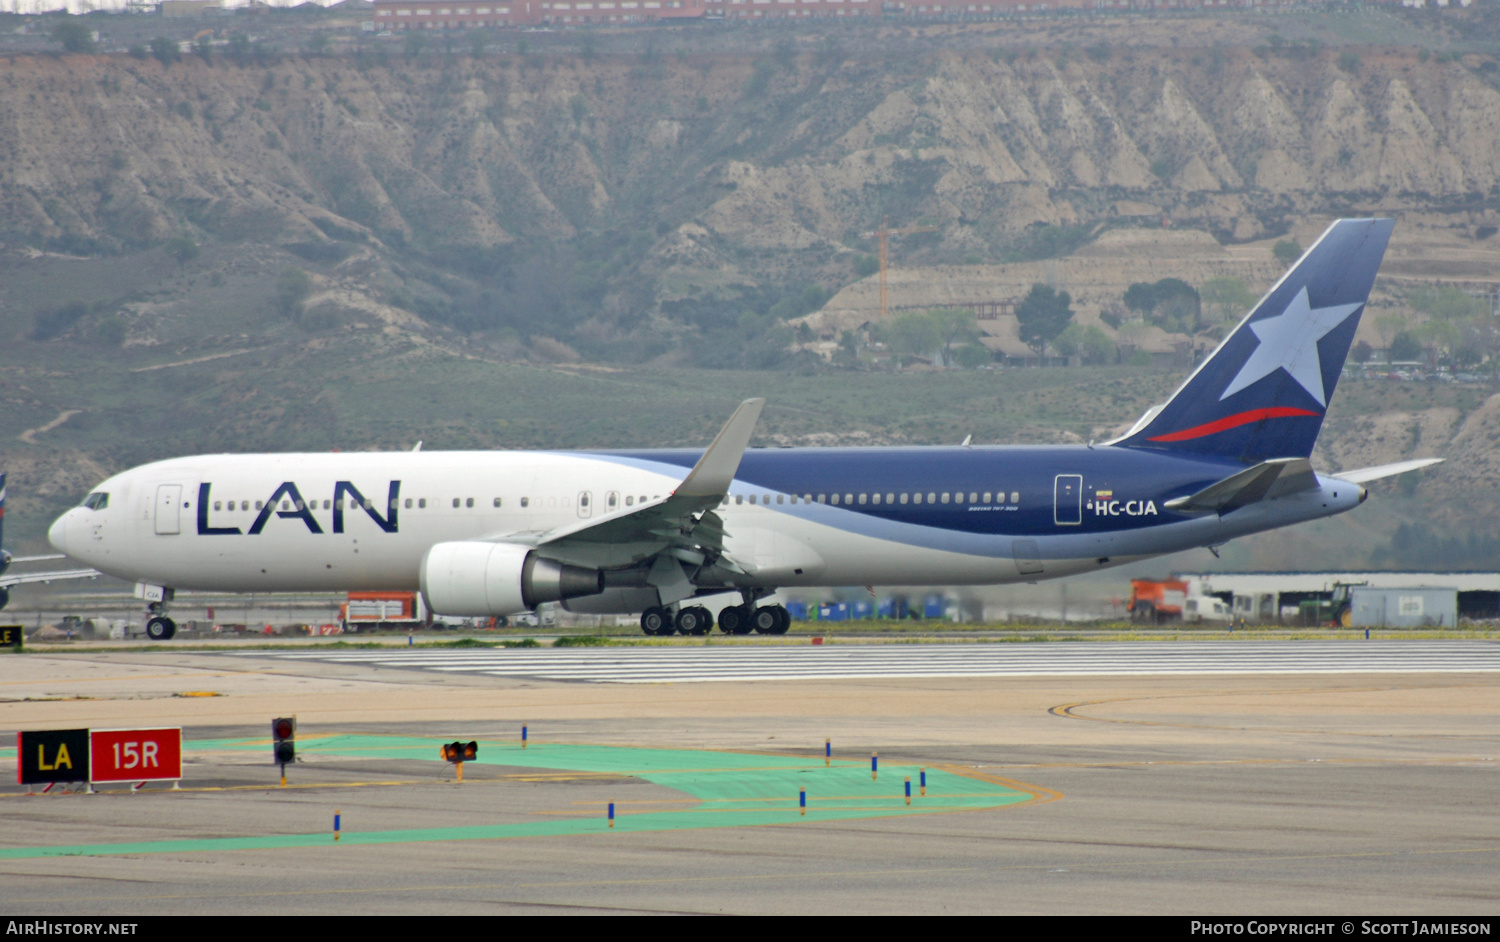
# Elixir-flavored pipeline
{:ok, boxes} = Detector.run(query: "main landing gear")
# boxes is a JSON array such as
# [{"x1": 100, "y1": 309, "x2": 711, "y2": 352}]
[
  {"x1": 640, "y1": 601, "x2": 790, "y2": 636},
  {"x1": 716, "y1": 602, "x2": 789, "y2": 636}
]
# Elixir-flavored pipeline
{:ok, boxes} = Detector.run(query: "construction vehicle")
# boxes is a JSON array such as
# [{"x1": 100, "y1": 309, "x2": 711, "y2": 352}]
[
  {"x1": 1297, "y1": 582, "x2": 1365, "y2": 627},
  {"x1": 339, "y1": 591, "x2": 428, "y2": 633},
  {"x1": 1127, "y1": 578, "x2": 1187, "y2": 623}
]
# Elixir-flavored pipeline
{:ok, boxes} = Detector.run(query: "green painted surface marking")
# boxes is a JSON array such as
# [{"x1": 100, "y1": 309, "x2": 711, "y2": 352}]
[{"x1": 2, "y1": 736, "x2": 1028, "y2": 859}]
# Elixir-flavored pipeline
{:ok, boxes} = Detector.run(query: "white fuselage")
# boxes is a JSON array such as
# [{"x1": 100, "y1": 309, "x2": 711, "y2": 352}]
[{"x1": 47, "y1": 448, "x2": 1362, "y2": 606}]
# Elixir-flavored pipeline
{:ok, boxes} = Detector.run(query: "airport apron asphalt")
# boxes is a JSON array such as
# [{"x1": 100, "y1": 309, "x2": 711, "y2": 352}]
[{"x1": 0, "y1": 736, "x2": 1031, "y2": 859}]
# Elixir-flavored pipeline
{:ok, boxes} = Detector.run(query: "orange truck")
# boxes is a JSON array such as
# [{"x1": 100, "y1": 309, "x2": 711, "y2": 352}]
[
  {"x1": 339, "y1": 591, "x2": 428, "y2": 633},
  {"x1": 1127, "y1": 579, "x2": 1187, "y2": 623}
]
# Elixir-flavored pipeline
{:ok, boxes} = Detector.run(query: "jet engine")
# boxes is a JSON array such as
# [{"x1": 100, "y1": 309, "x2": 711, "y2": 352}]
[{"x1": 421, "y1": 542, "x2": 603, "y2": 615}]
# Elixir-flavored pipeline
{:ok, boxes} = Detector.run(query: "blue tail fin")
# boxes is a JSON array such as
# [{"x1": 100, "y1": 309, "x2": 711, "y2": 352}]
[{"x1": 1113, "y1": 218, "x2": 1393, "y2": 461}]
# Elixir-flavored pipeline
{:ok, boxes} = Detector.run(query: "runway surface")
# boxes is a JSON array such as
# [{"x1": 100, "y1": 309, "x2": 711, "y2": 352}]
[
  {"x1": 4, "y1": 648, "x2": 1499, "y2": 914},
  {"x1": 245, "y1": 639, "x2": 1500, "y2": 683}
]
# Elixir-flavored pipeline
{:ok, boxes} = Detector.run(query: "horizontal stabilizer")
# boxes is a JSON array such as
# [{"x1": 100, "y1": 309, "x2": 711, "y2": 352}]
[
  {"x1": 1164, "y1": 458, "x2": 1317, "y2": 514},
  {"x1": 1332, "y1": 457, "x2": 1443, "y2": 484}
]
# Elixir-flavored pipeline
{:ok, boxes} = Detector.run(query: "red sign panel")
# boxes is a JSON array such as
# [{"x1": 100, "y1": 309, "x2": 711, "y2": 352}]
[{"x1": 88, "y1": 728, "x2": 182, "y2": 783}]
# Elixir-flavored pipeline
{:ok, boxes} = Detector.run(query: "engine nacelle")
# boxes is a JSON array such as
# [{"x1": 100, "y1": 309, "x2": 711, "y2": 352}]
[{"x1": 420, "y1": 542, "x2": 603, "y2": 616}]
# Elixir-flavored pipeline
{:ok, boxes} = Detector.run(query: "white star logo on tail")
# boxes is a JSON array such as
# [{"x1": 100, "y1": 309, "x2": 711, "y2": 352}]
[{"x1": 1218, "y1": 288, "x2": 1363, "y2": 407}]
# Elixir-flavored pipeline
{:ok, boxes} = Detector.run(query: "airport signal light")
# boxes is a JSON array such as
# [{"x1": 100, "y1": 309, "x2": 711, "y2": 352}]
[
  {"x1": 441, "y1": 741, "x2": 478, "y2": 782},
  {"x1": 272, "y1": 717, "x2": 295, "y2": 785}
]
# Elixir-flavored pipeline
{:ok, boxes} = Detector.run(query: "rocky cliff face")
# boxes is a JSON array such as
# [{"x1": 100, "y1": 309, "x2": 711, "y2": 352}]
[{"x1": 3, "y1": 44, "x2": 1499, "y2": 338}]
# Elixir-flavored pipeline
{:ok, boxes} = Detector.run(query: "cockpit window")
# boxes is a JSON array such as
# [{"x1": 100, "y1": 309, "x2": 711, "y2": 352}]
[{"x1": 82, "y1": 492, "x2": 109, "y2": 510}]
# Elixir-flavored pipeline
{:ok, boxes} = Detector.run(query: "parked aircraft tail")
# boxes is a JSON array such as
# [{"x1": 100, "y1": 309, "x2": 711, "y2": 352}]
[{"x1": 1112, "y1": 218, "x2": 1394, "y2": 462}]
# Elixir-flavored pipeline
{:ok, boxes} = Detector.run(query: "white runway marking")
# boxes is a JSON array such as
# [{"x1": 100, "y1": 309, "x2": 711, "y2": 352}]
[{"x1": 239, "y1": 641, "x2": 1500, "y2": 684}]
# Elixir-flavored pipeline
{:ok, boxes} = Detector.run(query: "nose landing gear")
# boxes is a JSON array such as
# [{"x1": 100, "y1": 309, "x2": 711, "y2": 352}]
[{"x1": 142, "y1": 591, "x2": 177, "y2": 641}]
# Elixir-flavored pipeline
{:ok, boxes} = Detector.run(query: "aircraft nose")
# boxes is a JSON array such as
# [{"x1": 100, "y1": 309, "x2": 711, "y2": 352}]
[{"x1": 47, "y1": 512, "x2": 71, "y2": 555}]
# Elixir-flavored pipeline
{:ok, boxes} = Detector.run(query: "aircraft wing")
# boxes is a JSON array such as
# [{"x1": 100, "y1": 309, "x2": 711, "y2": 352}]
[
  {"x1": 0, "y1": 567, "x2": 101, "y2": 589},
  {"x1": 1164, "y1": 457, "x2": 1319, "y2": 514},
  {"x1": 497, "y1": 398, "x2": 765, "y2": 571},
  {"x1": 1332, "y1": 457, "x2": 1443, "y2": 484}
]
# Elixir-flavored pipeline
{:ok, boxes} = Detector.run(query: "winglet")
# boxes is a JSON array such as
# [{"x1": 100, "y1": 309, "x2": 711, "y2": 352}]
[{"x1": 674, "y1": 399, "x2": 765, "y2": 498}]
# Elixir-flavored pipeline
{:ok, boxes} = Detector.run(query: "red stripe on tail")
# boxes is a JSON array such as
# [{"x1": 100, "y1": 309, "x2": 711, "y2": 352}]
[{"x1": 1148, "y1": 407, "x2": 1320, "y2": 443}]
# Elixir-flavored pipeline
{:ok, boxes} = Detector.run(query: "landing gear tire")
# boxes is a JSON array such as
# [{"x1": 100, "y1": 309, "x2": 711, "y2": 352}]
[
  {"x1": 146, "y1": 616, "x2": 176, "y2": 641},
  {"x1": 641, "y1": 607, "x2": 670, "y2": 636},
  {"x1": 717, "y1": 605, "x2": 740, "y2": 634},
  {"x1": 751, "y1": 606, "x2": 781, "y2": 635},
  {"x1": 675, "y1": 606, "x2": 711, "y2": 636},
  {"x1": 719, "y1": 605, "x2": 755, "y2": 635},
  {"x1": 763, "y1": 604, "x2": 791, "y2": 635},
  {"x1": 0, "y1": 587, "x2": 9, "y2": 610}
]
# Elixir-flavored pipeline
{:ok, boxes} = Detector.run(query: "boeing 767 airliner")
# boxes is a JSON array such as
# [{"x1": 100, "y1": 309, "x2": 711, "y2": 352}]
[{"x1": 46, "y1": 218, "x2": 1438, "y2": 640}]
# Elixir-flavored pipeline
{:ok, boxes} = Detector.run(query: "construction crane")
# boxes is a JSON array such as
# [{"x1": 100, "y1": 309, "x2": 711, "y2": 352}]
[{"x1": 860, "y1": 218, "x2": 939, "y2": 321}]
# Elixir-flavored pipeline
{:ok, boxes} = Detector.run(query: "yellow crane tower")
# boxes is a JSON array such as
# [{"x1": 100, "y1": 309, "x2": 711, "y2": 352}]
[{"x1": 860, "y1": 217, "x2": 939, "y2": 321}]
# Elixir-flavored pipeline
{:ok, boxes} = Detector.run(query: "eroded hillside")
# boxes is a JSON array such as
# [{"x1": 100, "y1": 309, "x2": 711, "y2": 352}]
[{"x1": 4, "y1": 41, "x2": 1500, "y2": 354}]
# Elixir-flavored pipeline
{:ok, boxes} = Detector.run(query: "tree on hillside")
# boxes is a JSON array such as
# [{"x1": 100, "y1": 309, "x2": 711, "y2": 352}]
[
  {"x1": 1273, "y1": 238, "x2": 1302, "y2": 264},
  {"x1": 929, "y1": 306, "x2": 978, "y2": 364},
  {"x1": 1389, "y1": 331, "x2": 1423, "y2": 362},
  {"x1": 51, "y1": 18, "x2": 95, "y2": 54},
  {"x1": 884, "y1": 311, "x2": 943, "y2": 363},
  {"x1": 1053, "y1": 323, "x2": 1115, "y2": 364},
  {"x1": 150, "y1": 37, "x2": 181, "y2": 68},
  {"x1": 276, "y1": 267, "x2": 313, "y2": 318},
  {"x1": 1121, "y1": 278, "x2": 1201, "y2": 334},
  {"x1": 1200, "y1": 276, "x2": 1257, "y2": 326},
  {"x1": 1015, "y1": 283, "x2": 1074, "y2": 360}
]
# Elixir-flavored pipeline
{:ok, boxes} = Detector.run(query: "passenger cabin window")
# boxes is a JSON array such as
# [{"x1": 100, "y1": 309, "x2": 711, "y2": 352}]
[
  {"x1": 830, "y1": 494, "x2": 839, "y2": 506},
  {"x1": 941, "y1": 493, "x2": 950, "y2": 504},
  {"x1": 885, "y1": 493, "x2": 894, "y2": 504},
  {"x1": 627, "y1": 496, "x2": 636, "y2": 506},
  {"x1": 983, "y1": 492, "x2": 992, "y2": 503},
  {"x1": 817, "y1": 495, "x2": 826, "y2": 504},
  {"x1": 858, "y1": 494, "x2": 867, "y2": 505},
  {"x1": 493, "y1": 497, "x2": 502, "y2": 508},
  {"x1": 452, "y1": 498, "x2": 460, "y2": 508},
  {"x1": 256, "y1": 501, "x2": 264, "y2": 510},
  {"x1": 1011, "y1": 491, "x2": 1020, "y2": 503},
  {"x1": 466, "y1": 498, "x2": 474, "y2": 509},
  {"x1": 419, "y1": 498, "x2": 427, "y2": 509},
  {"x1": 969, "y1": 492, "x2": 978, "y2": 503},
  {"x1": 900, "y1": 494, "x2": 909, "y2": 504},
  {"x1": 405, "y1": 499, "x2": 413, "y2": 509},
  {"x1": 607, "y1": 492, "x2": 618, "y2": 510},
  {"x1": 520, "y1": 497, "x2": 530, "y2": 508},
  {"x1": 777, "y1": 495, "x2": 784, "y2": 504},
  {"x1": 213, "y1": 501, "x2": 222, "y2": 511}
]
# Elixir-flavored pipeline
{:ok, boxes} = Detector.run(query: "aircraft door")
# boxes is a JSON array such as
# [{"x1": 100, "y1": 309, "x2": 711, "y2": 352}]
[
  {"x1": 1054, "y1": 475, "x2": 1082, "y2": 526},
  {"x1": 577, "y1": 491, "x2": 593, "y2": 519},
  {"x1": 154, "y1": 484, "x2": 183, "y2": 535}
]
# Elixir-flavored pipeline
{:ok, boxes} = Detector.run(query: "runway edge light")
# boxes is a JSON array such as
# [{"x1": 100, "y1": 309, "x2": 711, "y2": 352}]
[{"x1": 272, "y1": 717, "x2": 295, "y2": 787}]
